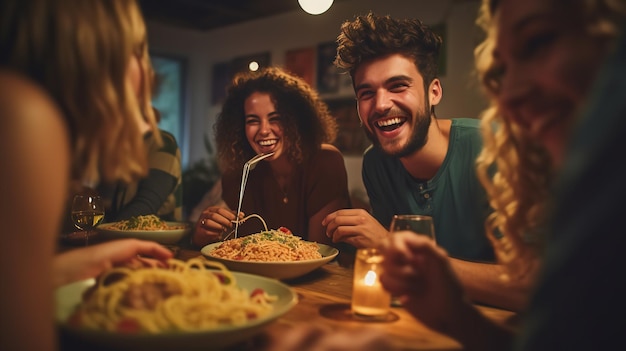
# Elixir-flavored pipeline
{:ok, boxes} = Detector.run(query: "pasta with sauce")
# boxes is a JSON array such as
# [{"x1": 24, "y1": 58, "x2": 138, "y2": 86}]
[
  {"x1": 108, "y1": 214, "x2": 184, "y2": 231},
  {"x1": 209, "y1": 227, "x2": 322, "y2": 262},
  {"x1": 67, "y1": 257, "x2": 276, "y2": 333}
]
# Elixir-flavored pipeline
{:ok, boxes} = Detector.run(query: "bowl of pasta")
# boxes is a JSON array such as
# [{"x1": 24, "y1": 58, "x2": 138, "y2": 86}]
[
  {"x1": 96, "y1": 214, "x2": 190, "y2": 245},
  {"x1": 200, "y1": 228, "x2": 339, "y2": 280},
  {"x1": 55, "y1": 258, "x2": 297, "y2": 351}
]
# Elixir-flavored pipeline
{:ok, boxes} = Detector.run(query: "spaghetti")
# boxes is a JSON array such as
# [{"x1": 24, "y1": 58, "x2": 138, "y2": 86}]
[
  {"x1": 67, "y1": 257, "x2": 276, "y2": 333},
  {"x1": 108, "y1": 214, "x2": 183, "y2": 231},
  {"x1": 209, "y1": 227, "x2": 322, "y2": 262}
]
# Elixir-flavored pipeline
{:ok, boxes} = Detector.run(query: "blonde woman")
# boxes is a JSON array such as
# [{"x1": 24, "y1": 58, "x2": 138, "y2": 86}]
[
  {"x1": 380, "y1": 0, "x2": 626, "y2": 350},
  {"x1": 0, "y1": 1, "x2": 173, "y2": 350}
]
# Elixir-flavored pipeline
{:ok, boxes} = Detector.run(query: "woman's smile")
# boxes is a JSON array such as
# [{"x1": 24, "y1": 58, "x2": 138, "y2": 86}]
[{"x1": 244, "y1": 91, "x2": 285, "y2": 160}]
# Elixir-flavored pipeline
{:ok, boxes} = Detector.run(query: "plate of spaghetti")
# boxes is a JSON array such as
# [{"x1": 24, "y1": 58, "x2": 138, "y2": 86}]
[
  {"x1": 200, "y1": 227, "x2": 339, "y2": 280},
  {"x1": 55, "y1": 257, "x2": 297, "y2": 351},
  {"x1": 96, "y1": 214, "x2": 190, "y2": 244}
]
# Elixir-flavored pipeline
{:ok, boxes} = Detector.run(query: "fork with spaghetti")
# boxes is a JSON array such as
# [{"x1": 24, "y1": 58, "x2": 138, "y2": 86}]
[{"x1": 222, "y1": 213, "x2": 269, "y2": 241}]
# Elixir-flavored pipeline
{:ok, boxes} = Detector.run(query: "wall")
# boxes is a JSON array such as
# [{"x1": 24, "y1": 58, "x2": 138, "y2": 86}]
[{"x1": 145, "y1": 0, "x2": 487, "y2": 198}]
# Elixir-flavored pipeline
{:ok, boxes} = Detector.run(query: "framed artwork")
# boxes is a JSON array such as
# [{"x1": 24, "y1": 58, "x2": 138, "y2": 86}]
[
  {"x1": 326, "y1": 98, "x2": 370, "y2": 155},
  {"x1": 285, "y1": 47, "x2": 315, "y2": 87},
  {"x1": 151, "y1": 54, "x2": 186, "y2": 148},
  {"x1": 316, "y1": 41, "x2": 353, "y2": 96}
]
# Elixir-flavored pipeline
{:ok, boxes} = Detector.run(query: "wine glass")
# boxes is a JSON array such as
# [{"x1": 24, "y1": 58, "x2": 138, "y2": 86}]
[
  {"x1": 388, "y1": 214, "x2": 436, "y2": 306},
  {"x1": 389, "y1": 214, "x2": 436, "y2": 241},
  {"x1": 71, "y1": 195, "x2": 105, "y2": 246}
]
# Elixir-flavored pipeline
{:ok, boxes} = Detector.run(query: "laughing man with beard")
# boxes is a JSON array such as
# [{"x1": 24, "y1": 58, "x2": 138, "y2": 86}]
[{"x1": 322, "y1": 12, "x2": 530, "y2": 312}]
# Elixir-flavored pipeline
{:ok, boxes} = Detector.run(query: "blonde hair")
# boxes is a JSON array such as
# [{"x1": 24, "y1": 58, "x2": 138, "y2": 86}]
[
  {"x1": 0, "y1": 0, "x2": 158, "y2": 185},
  {"x1": 474, "y1": 0, "x2": 626, "y2": 281}
]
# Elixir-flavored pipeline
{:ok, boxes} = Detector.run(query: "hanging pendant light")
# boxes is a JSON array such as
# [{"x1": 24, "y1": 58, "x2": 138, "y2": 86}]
[{"x1": 298, "y1": 0, "x2": 334, "y2": 15}]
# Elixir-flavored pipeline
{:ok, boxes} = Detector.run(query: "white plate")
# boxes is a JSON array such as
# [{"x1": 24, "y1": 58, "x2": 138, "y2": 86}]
[
  {"x1": 200, "y1": 242, "x2": 339, "y2": 280},
  {"x1": 96, "y1": 221, "x2": 190, "y2": 245},
  {"x1": 56, "y1": 272, "x2": 297, "y2": 351}
]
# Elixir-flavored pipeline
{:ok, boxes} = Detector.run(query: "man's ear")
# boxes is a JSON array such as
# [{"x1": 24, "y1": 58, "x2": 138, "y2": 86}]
[{"x1": 428, "y1": 78, "x2": 443, "y2": 106}]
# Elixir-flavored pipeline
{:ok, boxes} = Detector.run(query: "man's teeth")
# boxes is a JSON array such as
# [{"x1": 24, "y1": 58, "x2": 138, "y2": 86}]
[
  {"x1": 259, "y1": 140, "x2": 277, "y2": 146},
  {"x1": 377, "y1": 118, "x2": 403, "y2": 127}
]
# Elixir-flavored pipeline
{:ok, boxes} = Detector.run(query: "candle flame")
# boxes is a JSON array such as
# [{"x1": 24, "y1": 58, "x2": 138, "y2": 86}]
[{"x1": 364, "y1": 270, "x2": 377, "y2": 286}]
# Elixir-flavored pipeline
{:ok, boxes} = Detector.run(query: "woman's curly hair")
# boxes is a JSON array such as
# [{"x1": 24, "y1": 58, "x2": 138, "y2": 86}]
[
  {"x1": 474, "y1": 0, "x2": 626, "y2": 282},
  {"x1": 335, "y1": 11, "x2": 442, "y2": 93},
  {"x1": 214, "y1": 66, "x2": 337, "y2": 173}
]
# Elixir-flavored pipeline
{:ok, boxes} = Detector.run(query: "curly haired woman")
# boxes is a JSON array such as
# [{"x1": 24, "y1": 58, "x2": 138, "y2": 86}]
[{"x1": 192, "y1": 67, "x2": 352, "y2": 249}]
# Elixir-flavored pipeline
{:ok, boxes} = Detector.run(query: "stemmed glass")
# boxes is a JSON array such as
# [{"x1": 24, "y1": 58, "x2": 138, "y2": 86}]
[
  {"x1": 389, "y1": 214, "x2": 436, "y2": 241},
  {"x1": 71, "y1": 195, "x2": 104, "y2": 246},
  {"x1": 388, "y1": 214, "x2": 436, "y2": 306}
]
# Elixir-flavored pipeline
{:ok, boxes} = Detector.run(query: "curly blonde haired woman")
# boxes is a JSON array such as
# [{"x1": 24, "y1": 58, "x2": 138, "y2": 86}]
[
  {"x1": 474, "y1": 0, "x2": 626, "y2": 283},
  {"x1": 380, "y1": 0, "x2": 626, "y2": 350}
]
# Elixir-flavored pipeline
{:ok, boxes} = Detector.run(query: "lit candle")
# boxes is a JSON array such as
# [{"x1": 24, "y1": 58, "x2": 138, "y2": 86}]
[{"x1": 352, "y1": 248, "x2": 391, "y2": 317}]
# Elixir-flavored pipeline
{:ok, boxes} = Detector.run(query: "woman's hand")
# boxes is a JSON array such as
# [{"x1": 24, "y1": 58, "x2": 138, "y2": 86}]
[
  {"x1": 379, "y1": 231, "x2": 468, "y2": 332},
  {"x1": 380, "y1": 232, "x2": 514, "y2": 350},
  {"x1": 192, "y1": 206, "x2": 240, "y2": 247},
  {"x1": 53, "y1": 239, "x2": 173, "y2": 287}
]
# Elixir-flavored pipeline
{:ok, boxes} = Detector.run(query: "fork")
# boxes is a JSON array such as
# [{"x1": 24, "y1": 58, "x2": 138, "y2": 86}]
[
  {"x1": 246, "y1": 152, "x2": 275, "y2": 170},
  {"x1": 233, "y1": 152, "x2": 275, "y2": 239},
  {"x1": 222, "y1": 213, "x2": 269, "y2": 241}
]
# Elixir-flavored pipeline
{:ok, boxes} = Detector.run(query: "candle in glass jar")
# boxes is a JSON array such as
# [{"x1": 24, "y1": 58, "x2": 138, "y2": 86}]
[{"x1": 351, "y1": 248, "x2": 391, "y2": 317}]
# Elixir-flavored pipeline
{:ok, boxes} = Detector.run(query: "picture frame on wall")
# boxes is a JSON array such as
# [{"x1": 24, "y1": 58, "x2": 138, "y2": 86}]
[
  {"x1": 317, "y1": 41, "x2": 353, "y2": 96},
  {"x1": 285, "y1": 46, "x2": 315, "y2": 87},
  {"x1": 326, "y1": 98, "x2": 370, "y2": 155},
  {"x1": 151, "y1": 54, "x2": 186, "y2": 149}
]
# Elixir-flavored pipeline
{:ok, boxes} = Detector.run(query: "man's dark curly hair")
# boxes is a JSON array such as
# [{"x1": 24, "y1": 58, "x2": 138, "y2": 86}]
[
  {"x1": 335, "y1": 12, "x2": 442, "y2": 92},
  {"x1": 214, "y1": 66, "x2": 338, "y2": 173}
]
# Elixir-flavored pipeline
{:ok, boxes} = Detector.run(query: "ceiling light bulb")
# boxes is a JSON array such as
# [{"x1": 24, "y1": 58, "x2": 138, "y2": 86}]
[
  {"x1": 248, "y1": 61, "x2": 259, "y2": 71},
  {"x1": 298, "y1": 0, "x2": 333, "y2": 15}
]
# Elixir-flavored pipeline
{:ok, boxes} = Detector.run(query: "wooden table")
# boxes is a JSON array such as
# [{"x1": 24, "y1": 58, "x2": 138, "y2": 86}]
[
  {"x1": 57, "y1": 243, "x2": 518, "y2": 351},
  {"x1": 175, "y1": 247, "x2": 517, "y2": 351}
]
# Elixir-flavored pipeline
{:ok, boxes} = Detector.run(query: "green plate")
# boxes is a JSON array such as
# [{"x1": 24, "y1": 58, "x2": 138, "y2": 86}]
[
  {"x1": 96, "y1": 221, "x2": 190, "y2": 245},
  {"x1": 56, "y1": 271, "x2": 297, "y2": 351}
]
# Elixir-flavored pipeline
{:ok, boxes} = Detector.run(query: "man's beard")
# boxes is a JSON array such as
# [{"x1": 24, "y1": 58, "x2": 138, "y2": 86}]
[{"x1": 364, "y1": 104, "x2": 432, "y2": 158}]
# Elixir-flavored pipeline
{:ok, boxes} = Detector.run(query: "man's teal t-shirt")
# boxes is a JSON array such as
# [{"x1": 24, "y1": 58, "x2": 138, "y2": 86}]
[{"x1": 362, "y1": 118, "x2": 494, "y2": 261}]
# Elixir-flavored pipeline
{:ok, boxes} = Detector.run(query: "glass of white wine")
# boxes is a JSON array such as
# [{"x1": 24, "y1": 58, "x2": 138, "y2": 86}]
[
  {"x1": 71, "y1": 195, "x2": 104, "y2": 246},
  {"x1": 388, "y1": 214, "x2": 436, "y2": 306}
]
